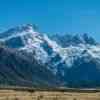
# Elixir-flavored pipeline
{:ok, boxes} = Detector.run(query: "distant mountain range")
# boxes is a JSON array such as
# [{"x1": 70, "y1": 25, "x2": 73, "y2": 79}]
[{"x1": 0, "y1": 24, "x2": 100, "y2": 88}]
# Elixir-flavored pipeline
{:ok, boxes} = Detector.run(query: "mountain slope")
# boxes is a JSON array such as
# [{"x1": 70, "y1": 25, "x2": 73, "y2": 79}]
[{"x1": 0, "y1": 45, "x2": 60, "y2": 87}]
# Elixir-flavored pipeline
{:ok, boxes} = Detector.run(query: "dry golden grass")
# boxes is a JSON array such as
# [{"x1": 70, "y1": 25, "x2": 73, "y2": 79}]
[{"x1": 0, "y1": 89, "x2": 100, "y2": 100}]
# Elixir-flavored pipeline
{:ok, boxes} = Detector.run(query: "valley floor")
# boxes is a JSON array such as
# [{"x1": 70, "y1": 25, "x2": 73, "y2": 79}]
[{"x1": 0, "y1": 89, "x2": 100, "y2": 100}]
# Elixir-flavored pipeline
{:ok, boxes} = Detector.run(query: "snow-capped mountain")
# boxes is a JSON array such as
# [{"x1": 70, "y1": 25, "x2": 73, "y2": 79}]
[
  {"x1": 1, "y1": 24, "x2": 100, "y2": 87},
  {"x1": 0, "y1": 24, "x2": 62, "y2": 72}
]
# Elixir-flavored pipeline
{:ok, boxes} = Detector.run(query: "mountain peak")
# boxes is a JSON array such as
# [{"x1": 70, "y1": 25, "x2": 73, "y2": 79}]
[
  {"x1": 7, "y1": 24, "x2": 37, "y2": 33},
  {"x1": 51, "y1": 33, "x2": 97, "y2": 47},
  {"x1": 0, "y1": 24, "x2": 39, "y2": 39},
  {"x1": 20, "y1": 24, "x2": 34, "y2": 32},
  {"x1": 2, "y1": 24, "x2": 38, "y2": 34},
  {"x1": 18, "y1": 24, "x2": 38, "y2": 32}
]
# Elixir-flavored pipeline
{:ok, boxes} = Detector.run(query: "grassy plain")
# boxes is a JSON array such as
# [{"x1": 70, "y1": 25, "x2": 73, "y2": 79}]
[{"x1": 0, "y1": 88, "x2": 99, "y2": 100}]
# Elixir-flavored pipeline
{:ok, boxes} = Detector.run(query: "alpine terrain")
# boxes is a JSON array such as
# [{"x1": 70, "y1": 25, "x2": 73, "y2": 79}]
[{"x1": 0, "y1": 24, "x2": 100, "y2": 88}]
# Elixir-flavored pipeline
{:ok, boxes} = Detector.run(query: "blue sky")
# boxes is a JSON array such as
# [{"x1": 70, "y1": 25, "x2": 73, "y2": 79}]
[{"x1": 0, "y1": 0, "x2": 100, "y2": 41}]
